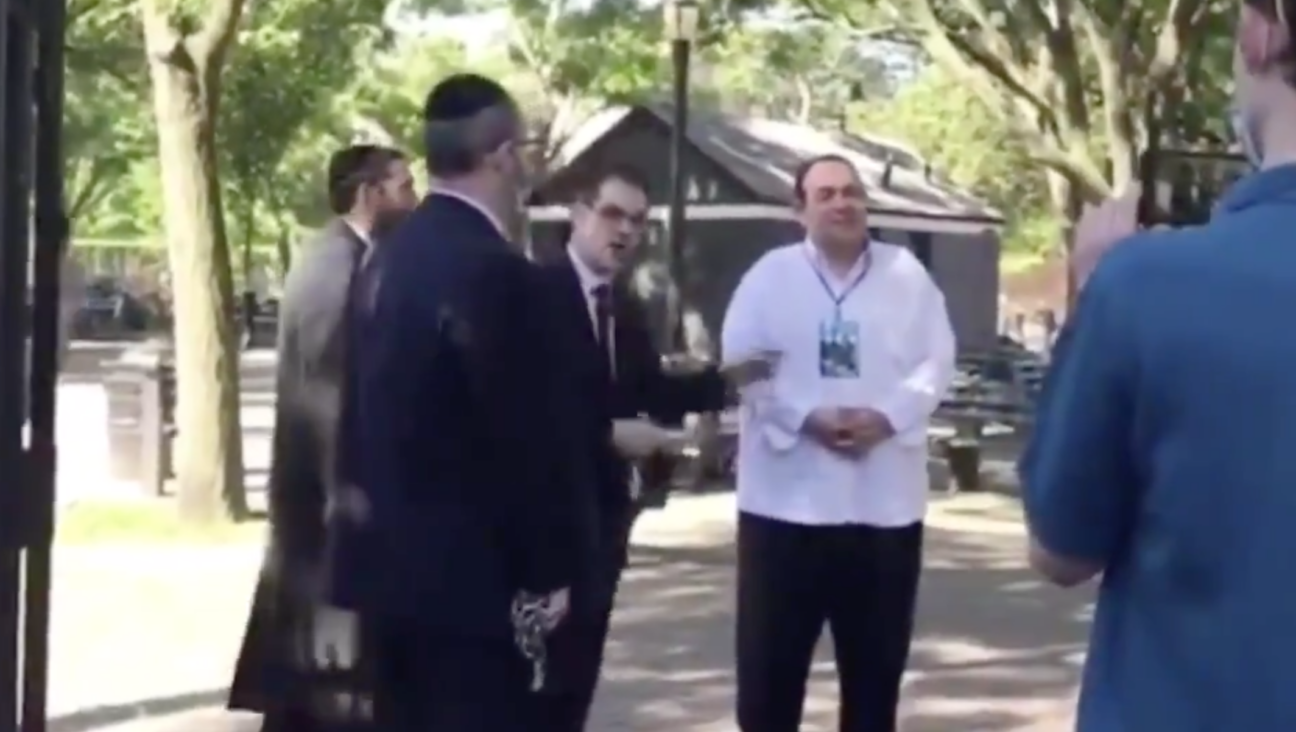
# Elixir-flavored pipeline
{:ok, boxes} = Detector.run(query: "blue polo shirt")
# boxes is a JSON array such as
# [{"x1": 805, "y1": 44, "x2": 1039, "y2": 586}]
[{"x1": 1021, "y1": 164, "x2": 1296, "y2": 731}]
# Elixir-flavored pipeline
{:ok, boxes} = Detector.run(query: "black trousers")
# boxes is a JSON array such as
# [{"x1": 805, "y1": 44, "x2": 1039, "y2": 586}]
[
  {"x1": 541, "y1": 506, "x2": 635, "y2": 732},
  {"x1": 370, "y1": 622, "x2": 536, "y2": 732},
  {"x1": 735, "y1": 512, "x2": 923, "y2": 732}
]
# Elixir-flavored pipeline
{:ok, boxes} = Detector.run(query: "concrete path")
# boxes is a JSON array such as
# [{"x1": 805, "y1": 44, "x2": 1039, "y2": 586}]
[{"x1": 43, "y1": 492, "x2": 1090, "y2": 732}]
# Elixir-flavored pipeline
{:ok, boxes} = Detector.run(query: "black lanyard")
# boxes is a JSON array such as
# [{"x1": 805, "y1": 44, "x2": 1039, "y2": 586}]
[{"x1": 805, "y1": 248, "x2": 871, "y2": 318}]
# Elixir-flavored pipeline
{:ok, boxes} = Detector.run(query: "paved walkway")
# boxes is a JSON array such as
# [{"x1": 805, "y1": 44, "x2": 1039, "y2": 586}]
[{"x1": 50, "y1": 493, "x2": 1091, "y2": 732}]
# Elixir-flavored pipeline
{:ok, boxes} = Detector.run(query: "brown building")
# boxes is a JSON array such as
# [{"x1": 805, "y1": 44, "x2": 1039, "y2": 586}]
[{"x1": 527, "y1": 104, "x2": 1004, "y2": 354}]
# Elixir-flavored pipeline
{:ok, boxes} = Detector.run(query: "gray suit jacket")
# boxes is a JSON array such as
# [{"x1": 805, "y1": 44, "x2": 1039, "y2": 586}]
[
  {"x1": 229, "y1": 220, "x2": 371, "y2": 719},
  {"x1": 268, "y1": 218, "x2": 366, "y2": 576}
]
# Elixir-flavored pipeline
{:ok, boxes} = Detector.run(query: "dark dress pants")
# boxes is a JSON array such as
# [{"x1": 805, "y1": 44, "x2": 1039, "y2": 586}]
[
  {"x1": 735, "y1": 511, "x2": 923, "y2": 732},
  {"x1": 370, "y1": 617, "x2": 537, "y2": 732},
  {"x1": 541, "y1": 506, "x2": 635, "y2": 732},
  {"x1": 230, "y1": 568, "x2": 375, "y2": 732}
]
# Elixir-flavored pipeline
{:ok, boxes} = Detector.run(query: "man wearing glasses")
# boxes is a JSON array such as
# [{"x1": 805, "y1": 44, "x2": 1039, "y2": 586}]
[{"x1": 534, "y1": 165, "x2": 772, "y2": 731}]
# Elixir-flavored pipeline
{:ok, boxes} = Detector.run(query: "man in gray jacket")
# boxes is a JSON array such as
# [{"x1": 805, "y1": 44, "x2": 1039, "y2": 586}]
[{"x1": 228, "y1": 143, "x2": 415, "y2": 732}]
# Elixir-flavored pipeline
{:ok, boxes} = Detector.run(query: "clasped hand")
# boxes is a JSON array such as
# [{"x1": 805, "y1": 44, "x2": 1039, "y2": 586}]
[{"x1": 805, "y1": 407, "x2": 894, "y2": 458}]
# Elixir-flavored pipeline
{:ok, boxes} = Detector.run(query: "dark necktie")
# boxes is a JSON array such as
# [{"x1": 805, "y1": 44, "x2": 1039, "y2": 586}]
[
  {"x1": 592, "y1": 283, "x2": 614, "y2": 376},
  {"x1": 337, "y1": 237, "x2": 374, "y2": 487}
]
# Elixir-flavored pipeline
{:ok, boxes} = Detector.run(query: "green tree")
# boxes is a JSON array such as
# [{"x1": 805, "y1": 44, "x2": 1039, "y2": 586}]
[
  {"x1": 791, "y1": 0, "x2": 1235, "y2": 202},
  {"x1": 852, "y1": 66, "x2": 1054, "y2": 257},
  {"x1": 136, "y1": 0, "x2": 250, "y2": 522},
  {"x1": 219, "y1": 0, "x2": 389, "y2": 279},
  {"x1": 342, "y1": 34, "x2": 481, "y2": 153},
  {"x1": 66, "y1": 0, "x2": 151, "y2": 227},
  {"x1": 698, "y1": 22, "x2": 899, "y2": 124}
]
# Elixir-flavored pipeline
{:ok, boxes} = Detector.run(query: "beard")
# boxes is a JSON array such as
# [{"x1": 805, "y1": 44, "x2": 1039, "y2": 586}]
[{"x1": 371, "y1": 207, "x2": 409, "y2": 238}]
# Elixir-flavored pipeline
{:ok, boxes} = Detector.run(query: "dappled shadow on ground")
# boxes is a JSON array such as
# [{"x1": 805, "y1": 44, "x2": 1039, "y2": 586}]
[
  {"x1": 594, "y1": 527, "x2": 1092, "y2": 731},
  {"x1": 49, "y1": 689, "x2": 233, "y2": 732}
]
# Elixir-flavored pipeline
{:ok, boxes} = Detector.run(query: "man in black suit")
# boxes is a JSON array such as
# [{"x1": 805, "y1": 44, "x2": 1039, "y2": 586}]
[
  {"x1": 329, "y1": 74, "x2": 598, "y2": 732},
  {"x1": 534, "y1": 165, "x2": 769, "y2": 732},
  {"x1": 228, "y1": 144, "x2": 415, "y2": 732}
]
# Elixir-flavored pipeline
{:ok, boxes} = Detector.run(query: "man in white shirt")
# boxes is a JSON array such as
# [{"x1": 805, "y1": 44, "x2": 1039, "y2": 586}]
[{"x1": 721, "y1": 154, "x2": 956, "y2": 732}]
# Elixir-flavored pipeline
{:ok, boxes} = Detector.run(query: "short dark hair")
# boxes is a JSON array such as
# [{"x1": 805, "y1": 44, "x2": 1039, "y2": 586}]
[
  {"x1": 422, "y1": 73, "x2": 522, "y2": 177},
  {"x1": 326, "y1": 144, "x2": 405, "y2": 215},
  {"x1": 576, "y1": 164, "x2": 650, "y2": 203},
  {"x1": 792, "y1": 154, "x2": 862, "y2": 204},
  {"x1": 1245, "y1": 0, "x2": 1296, "y2": 86}
]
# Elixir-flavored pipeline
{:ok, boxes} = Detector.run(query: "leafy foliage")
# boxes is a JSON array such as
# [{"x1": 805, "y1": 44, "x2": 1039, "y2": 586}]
[
  {"x1": 853, "y1": 66, "x2": 1053, "y2": 254},
  {"x1": 788, "y1": 0, "x2": 1236, "y2": 202},
  {"x1": 218, "y1": 0, "x2": 391, "y2": 275},
  {"x1": 65, "y1": 0, "x2": 152, "y2": 226}
]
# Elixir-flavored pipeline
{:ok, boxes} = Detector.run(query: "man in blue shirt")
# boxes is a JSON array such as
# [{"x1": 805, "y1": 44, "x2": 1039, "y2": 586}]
[{"x1": 1021, "y1": 0, "x2": 1296, "y2": 728}]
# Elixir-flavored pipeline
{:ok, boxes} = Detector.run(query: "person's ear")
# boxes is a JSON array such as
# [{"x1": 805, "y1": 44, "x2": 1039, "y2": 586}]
[
  {"x1": 483, "y1": 140, "x2": 515, "y2": 174},
  {"x1": 1239, "y1": 4, "x2": 1285, "y2": 72}
]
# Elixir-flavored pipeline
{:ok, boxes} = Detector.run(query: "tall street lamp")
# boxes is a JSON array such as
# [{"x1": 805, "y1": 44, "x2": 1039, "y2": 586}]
[{"x1": 663, "y1": 0, "x2": 697, "y2": 353}]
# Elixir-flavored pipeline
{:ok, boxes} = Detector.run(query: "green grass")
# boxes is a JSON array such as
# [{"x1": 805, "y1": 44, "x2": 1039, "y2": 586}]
[{"x1": 56, "y1": 501, "x2": 266, "y2": 545}]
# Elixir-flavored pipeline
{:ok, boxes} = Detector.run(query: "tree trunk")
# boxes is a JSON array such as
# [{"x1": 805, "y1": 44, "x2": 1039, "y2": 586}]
[
  {"x1": 275, "y1": 228, "x2": 292, "y2": 277},
  {"x1": 147, "y1": 50, "x2": 246, "y2": 522}
]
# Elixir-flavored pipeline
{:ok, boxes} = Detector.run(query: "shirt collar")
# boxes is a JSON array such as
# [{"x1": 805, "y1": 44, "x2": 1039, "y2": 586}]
[
  {"x1": 1216, "y1": 163, "x2": 1296, "y2": 216},
  {"x1": 431, "y1": 188, "x2": 509, "y2": 237},
  {"x1": 567, "y1": 245, "x2": 610, "y2": 294},
  {"x1": 803, "y1": 239, "x2": 870, "y2": 281},
  {"x1": 342, "y1": 218, "x2": 373, "y2": 250}
]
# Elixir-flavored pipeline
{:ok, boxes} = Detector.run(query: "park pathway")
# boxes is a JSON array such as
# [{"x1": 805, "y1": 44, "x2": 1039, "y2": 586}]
[{"x1": 47, "y1": 493, "x2": 1090, "y2": 732}]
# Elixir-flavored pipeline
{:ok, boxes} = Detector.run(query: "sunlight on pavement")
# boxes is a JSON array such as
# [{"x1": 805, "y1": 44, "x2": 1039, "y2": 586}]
[{"x1": 49, "y1": 493, "x2": 1091, "y2": 732}]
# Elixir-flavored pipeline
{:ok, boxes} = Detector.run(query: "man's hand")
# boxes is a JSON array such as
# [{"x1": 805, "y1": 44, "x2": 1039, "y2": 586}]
[
  {"x1": 834, "y1": 408, "x2": 895, "y2": 457},
  {"x1": 611, "y1": 418, "x2": 687, "y2": 458},
  {"x1": 720, "y1": 351, "x2": 779, "y2": 389},
  {"x1": 841, "y1": 408, "x2": 895, "y2": 445},
  {"x1": 804, "y1": 408, "x2": 894, "y2": 458},
  {"x1": 1072, "y1": 188, "x2": 1139, "y2": 287},
  {"x1": 543, "y1": 587, "x2": 570, "y2": 629}
]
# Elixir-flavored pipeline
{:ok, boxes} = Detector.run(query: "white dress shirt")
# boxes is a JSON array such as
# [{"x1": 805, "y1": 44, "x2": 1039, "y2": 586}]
[{"x1": 721, "y1": 240, "x2": 956, "y2": 527}]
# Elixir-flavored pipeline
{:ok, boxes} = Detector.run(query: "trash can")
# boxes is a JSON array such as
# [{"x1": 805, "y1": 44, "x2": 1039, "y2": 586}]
[
  {"x1": 104, "y1": 368, "x2": 143, "y2": 483},
  {"x1": 943, "y1": 438, "x2": 982, "y2": 492},
  {"x1": 103, "y1": 342, "x2": 174, "y2": 495}
]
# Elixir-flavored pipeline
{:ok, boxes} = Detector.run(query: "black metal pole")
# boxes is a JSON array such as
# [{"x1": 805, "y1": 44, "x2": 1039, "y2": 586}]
[
  {"x1": 0, "y1": 3, "x2": 30, "y2": 732},
  {"x1": 665, "y1": 38, "x2": 690, "y2": 353},
  {"x1": 23, "y1": 1, "x2": 65, "y2": 728}
]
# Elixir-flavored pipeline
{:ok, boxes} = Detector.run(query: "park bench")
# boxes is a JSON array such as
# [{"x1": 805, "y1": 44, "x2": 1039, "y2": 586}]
[{"x1": 931, "y1": 349, "x2": 1044, "y2": 492}]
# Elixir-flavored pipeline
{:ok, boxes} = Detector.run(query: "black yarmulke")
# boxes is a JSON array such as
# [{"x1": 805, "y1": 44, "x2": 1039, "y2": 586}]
[{"x1": 423, "y1": 73, "x2": 512, "y2": 122}]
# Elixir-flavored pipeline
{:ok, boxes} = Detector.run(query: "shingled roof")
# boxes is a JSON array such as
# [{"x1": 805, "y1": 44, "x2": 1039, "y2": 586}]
[{"x1": 546, "y1": 103, "x2": 1003, "y2": 225}]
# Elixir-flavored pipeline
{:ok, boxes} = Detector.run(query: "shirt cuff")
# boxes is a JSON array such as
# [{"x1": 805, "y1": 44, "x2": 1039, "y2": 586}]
[{"x1": 756, "y1": 397, "x2": 812, "y2": 452}]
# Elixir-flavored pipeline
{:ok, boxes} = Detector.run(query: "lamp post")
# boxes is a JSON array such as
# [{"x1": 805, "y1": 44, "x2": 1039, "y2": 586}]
[{"x1": 663, "y1": 0, "x2": 697, "y2": 353}]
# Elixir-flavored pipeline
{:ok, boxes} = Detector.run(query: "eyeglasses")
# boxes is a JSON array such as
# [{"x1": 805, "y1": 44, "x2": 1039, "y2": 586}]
[{"x1": 595, "y1": 203, "x2": 649, "y2": 228}]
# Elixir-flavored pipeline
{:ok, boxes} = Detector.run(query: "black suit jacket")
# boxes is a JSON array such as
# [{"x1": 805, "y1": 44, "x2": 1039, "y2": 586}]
[
  {"x1": 327, "y1": 194, "x2": 598, "y2": 639},
  {"x1": 534, "y1": 253, "x2": 730, "y2": 516}
]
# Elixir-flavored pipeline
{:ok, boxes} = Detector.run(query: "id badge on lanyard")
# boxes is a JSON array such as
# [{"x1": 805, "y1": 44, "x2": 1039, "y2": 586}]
[{"x1": 809, "y1": 250, "x2": 870, "y2": 380}]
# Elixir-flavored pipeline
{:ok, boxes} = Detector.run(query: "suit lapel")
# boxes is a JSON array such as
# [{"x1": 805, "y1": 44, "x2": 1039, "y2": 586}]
[
  {"x1": 294, "y1": 220, "x2": 365, "y2": 377},
  {"x1": 549, "y1": 257, "x2": 613, "y2": 382}
]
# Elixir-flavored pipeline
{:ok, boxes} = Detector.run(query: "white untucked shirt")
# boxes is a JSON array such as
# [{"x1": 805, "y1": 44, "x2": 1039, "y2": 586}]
[{"x1": 721, "y1": 240, "x2": 956, "y2": 527}]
